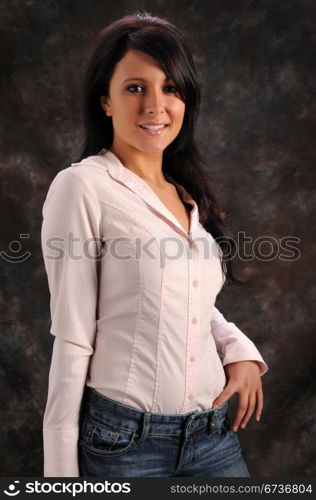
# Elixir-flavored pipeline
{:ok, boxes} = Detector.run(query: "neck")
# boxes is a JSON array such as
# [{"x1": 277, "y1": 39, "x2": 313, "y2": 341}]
[{"x1": 109, "y1": 143, "x2": 168, "y2": 188}]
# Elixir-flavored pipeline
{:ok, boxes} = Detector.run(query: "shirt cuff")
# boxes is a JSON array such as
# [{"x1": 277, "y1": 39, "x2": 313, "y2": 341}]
[
  {"x1": 43, "y1": 427, "x2": 80, "y2": 477},
  {"x1": 221, "y1": 340, "x2": 269, "y2": 376}
]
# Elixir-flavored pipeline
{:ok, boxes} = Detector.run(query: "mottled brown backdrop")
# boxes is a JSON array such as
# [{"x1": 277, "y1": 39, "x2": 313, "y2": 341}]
[{"x1": 1, "y1": 0, "x2": 315, "y2": 476}]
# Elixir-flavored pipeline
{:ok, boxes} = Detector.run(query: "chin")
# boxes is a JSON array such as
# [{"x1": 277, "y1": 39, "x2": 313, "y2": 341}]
[{"x1": 137, "y1": 143, "x2": 168, "y2": 154}]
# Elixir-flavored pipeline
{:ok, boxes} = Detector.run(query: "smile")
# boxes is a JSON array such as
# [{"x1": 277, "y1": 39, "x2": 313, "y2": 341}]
[{"x1": 138, "y1": 124, "x2": 169, "y2": 136}]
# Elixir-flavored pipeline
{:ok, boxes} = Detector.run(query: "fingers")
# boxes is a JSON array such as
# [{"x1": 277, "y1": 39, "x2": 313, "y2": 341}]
[
  {"x1": 211, "y1": 382, "x2": 236, "y2": 408},
  {"x1": 240, "y1": 392, "x2": 256, "y2": 428},
  {"x1": 232, "y1": 387, "x2": 264, "y2": 432},
  {"x1": 255, "y1": 385, "x2": 264, "y2": 422},
  {"x1": 232, "y1": 392, "x2": 249, "y2": 432}
]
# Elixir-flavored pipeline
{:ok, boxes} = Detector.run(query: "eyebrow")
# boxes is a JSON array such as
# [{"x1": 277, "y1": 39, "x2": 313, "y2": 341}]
[{"x1": 122, "y1": 77, "x2": 173, "y2": 83}]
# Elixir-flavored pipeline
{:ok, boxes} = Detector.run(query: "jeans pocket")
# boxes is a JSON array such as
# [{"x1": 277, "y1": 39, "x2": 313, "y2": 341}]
[{"x1": 79, "y1": 416, "x2": 137, "y2": 456}]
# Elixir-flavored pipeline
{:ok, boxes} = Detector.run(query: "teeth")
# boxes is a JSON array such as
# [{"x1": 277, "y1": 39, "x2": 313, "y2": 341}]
[{"x1": 140, "y1": 124, "x2": 166, "y2": 130}]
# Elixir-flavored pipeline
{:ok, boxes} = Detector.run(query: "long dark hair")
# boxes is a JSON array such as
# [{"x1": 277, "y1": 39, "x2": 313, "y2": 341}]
[{"x1": 75, "y1": 10, "x2": 248, "y2": 286}]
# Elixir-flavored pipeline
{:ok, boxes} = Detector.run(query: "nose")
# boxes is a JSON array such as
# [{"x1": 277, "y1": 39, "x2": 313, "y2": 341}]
[{"x1": 144, "y1": 87, "x2": 165, "y2": 114}]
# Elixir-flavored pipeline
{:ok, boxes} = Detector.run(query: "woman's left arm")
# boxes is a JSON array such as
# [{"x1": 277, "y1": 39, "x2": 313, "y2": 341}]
[
  {"x1": 210, "y1": 305, "x2": 268, "y2": 375},
  {"x1": 210, "y1": 305, "x2": 268, "y2": 431}
]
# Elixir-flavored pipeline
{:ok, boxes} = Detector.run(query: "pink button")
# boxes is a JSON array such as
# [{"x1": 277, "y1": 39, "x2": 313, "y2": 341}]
[
  {"x1": 193, "y1": 280, "x2": 199, "y2": 287},
  {"x1": 190, "y1": 356, "x2": 195, "y2": 362},
  {"x1": 191, "y1": 317, "x2": 197, "y2": 324},
  {"x1": 188, "y1": 394, "x2": 193, "y2": 400}
]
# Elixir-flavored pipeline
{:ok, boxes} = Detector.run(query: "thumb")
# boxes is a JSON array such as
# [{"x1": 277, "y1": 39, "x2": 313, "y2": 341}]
[{"x1": 211, "y1": 386, "x2": 233, "y2": 409}]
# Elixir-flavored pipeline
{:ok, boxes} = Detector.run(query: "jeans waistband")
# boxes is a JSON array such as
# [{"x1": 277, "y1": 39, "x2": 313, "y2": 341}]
[{"x1": 81, "y1": 386, "x2": 229, "y2": 436}]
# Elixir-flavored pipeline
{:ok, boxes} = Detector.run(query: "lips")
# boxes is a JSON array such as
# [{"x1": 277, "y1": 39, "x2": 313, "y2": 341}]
[
  {"x1": 139, "y1": 123, "x2": 169, "y2": 129},
  {"x1": 138, "y1": 123, "x2": 169, "y2": 136},
  {"x1": 139, "y1": 121, "x2": 169, "y2": 126}
]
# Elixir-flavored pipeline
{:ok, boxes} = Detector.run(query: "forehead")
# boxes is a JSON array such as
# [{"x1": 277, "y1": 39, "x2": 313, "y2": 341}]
[{"x1": 111, "y1": 49, "x2": 171, "y2": 82}]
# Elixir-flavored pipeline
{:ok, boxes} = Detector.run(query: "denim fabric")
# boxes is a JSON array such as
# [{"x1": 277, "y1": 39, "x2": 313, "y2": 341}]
[{"x1": 78, "y1": 386, "x2": 250, "y2": 477}]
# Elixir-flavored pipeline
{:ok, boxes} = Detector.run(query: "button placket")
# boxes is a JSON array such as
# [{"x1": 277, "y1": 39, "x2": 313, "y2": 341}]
[{"x1": 182, "y1": 242, "x2": 201, "y2": 412}]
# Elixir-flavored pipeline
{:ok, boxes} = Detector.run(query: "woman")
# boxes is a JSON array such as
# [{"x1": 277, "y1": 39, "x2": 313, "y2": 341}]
[{"x1": 41, "y1": 11, "x2": 268, "y2": 477}]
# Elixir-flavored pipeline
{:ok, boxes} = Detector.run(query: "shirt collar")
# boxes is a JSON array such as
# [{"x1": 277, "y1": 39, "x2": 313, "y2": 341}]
[{"x1": 83, "y1": 148, "x2": 199, "y2": 239}]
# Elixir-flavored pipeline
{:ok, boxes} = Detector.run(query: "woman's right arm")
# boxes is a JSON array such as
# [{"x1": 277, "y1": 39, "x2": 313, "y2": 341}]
[{"x1": 41, "y1": 168, "x2": 102, "y2": 476}]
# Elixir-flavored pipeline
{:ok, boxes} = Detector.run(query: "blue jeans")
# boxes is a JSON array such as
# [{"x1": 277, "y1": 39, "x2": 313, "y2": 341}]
[{"x1": 78, "y1": 386, "x2": 250, "y2": 477}]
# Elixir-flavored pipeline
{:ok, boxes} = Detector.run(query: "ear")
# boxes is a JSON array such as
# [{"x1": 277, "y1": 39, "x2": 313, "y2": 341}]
[{"x1": 100, "y1": 95, "x2": 111, "y2": 116}]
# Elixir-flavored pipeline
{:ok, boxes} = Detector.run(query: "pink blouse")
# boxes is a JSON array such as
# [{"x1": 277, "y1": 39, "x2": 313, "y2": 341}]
[{"x1": 41, "y1": 149, "x2": 268, "y2": 476}]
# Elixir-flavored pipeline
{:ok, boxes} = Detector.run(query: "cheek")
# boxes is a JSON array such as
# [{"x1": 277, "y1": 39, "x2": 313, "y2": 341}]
[
  {"x1": 113, "y1": 96, "x2": 138, "y2": 117},
  {"x1": 171, "y1": 102, "x2": 185, "y2": 125},
  {"x1": 112, "y1": 106, "x2": 137, "y2": 132}
]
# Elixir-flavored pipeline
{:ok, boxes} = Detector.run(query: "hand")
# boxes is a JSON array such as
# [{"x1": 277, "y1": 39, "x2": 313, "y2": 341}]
[{"x1": 211, "y1": 360, "x2": 263, "y2": 432}]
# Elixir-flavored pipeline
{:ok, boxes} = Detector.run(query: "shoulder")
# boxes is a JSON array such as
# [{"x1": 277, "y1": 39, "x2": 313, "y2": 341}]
[
  {"x1": 50, "y1": 154, "x2": 110, "y2": 192},
  {"x1": 42, "y1": 153, "x2": 112, "y2": 211}
]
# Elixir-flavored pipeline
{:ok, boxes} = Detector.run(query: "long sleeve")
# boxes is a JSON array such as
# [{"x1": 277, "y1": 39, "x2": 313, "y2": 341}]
[
  {"x1": 210, "y1": 305, "x2": 268, "y2": 376},
  {"x1": 41, "y1": 169, "x2": 102, "y2": 476}
]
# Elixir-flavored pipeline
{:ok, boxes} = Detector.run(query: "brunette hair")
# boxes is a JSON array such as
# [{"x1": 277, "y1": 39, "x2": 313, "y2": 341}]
[{"x1": 75, "y1": 10, "x2": 248, "y2": 286}]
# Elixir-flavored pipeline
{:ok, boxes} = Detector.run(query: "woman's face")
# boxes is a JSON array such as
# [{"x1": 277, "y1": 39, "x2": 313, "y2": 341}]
[{"x1": 100, "y1": 49, "x2": 185, "y2": 155}]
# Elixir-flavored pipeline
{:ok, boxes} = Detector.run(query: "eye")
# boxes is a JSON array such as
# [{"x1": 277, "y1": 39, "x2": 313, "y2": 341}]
[
  {"x1": 126, "y1": 85, "x2": 179, "y2": 94},
  {"x1": 126, "y1": 84, "x2": 143, "y2": 93},
  {"x1": 164, "y1": 85, "x2": 178, "y2": 94}
]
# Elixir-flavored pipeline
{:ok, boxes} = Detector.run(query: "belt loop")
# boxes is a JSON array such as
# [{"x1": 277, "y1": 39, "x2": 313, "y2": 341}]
[
  {"x1": 136, "y1": 412, "x2": 151, "y2": 443},
  {"x1": 174, "y1": 410, "x2": 199, "y2": 474},
  {"x1": 207, "y1": 409, "x2": 218, "y2": 434}
]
